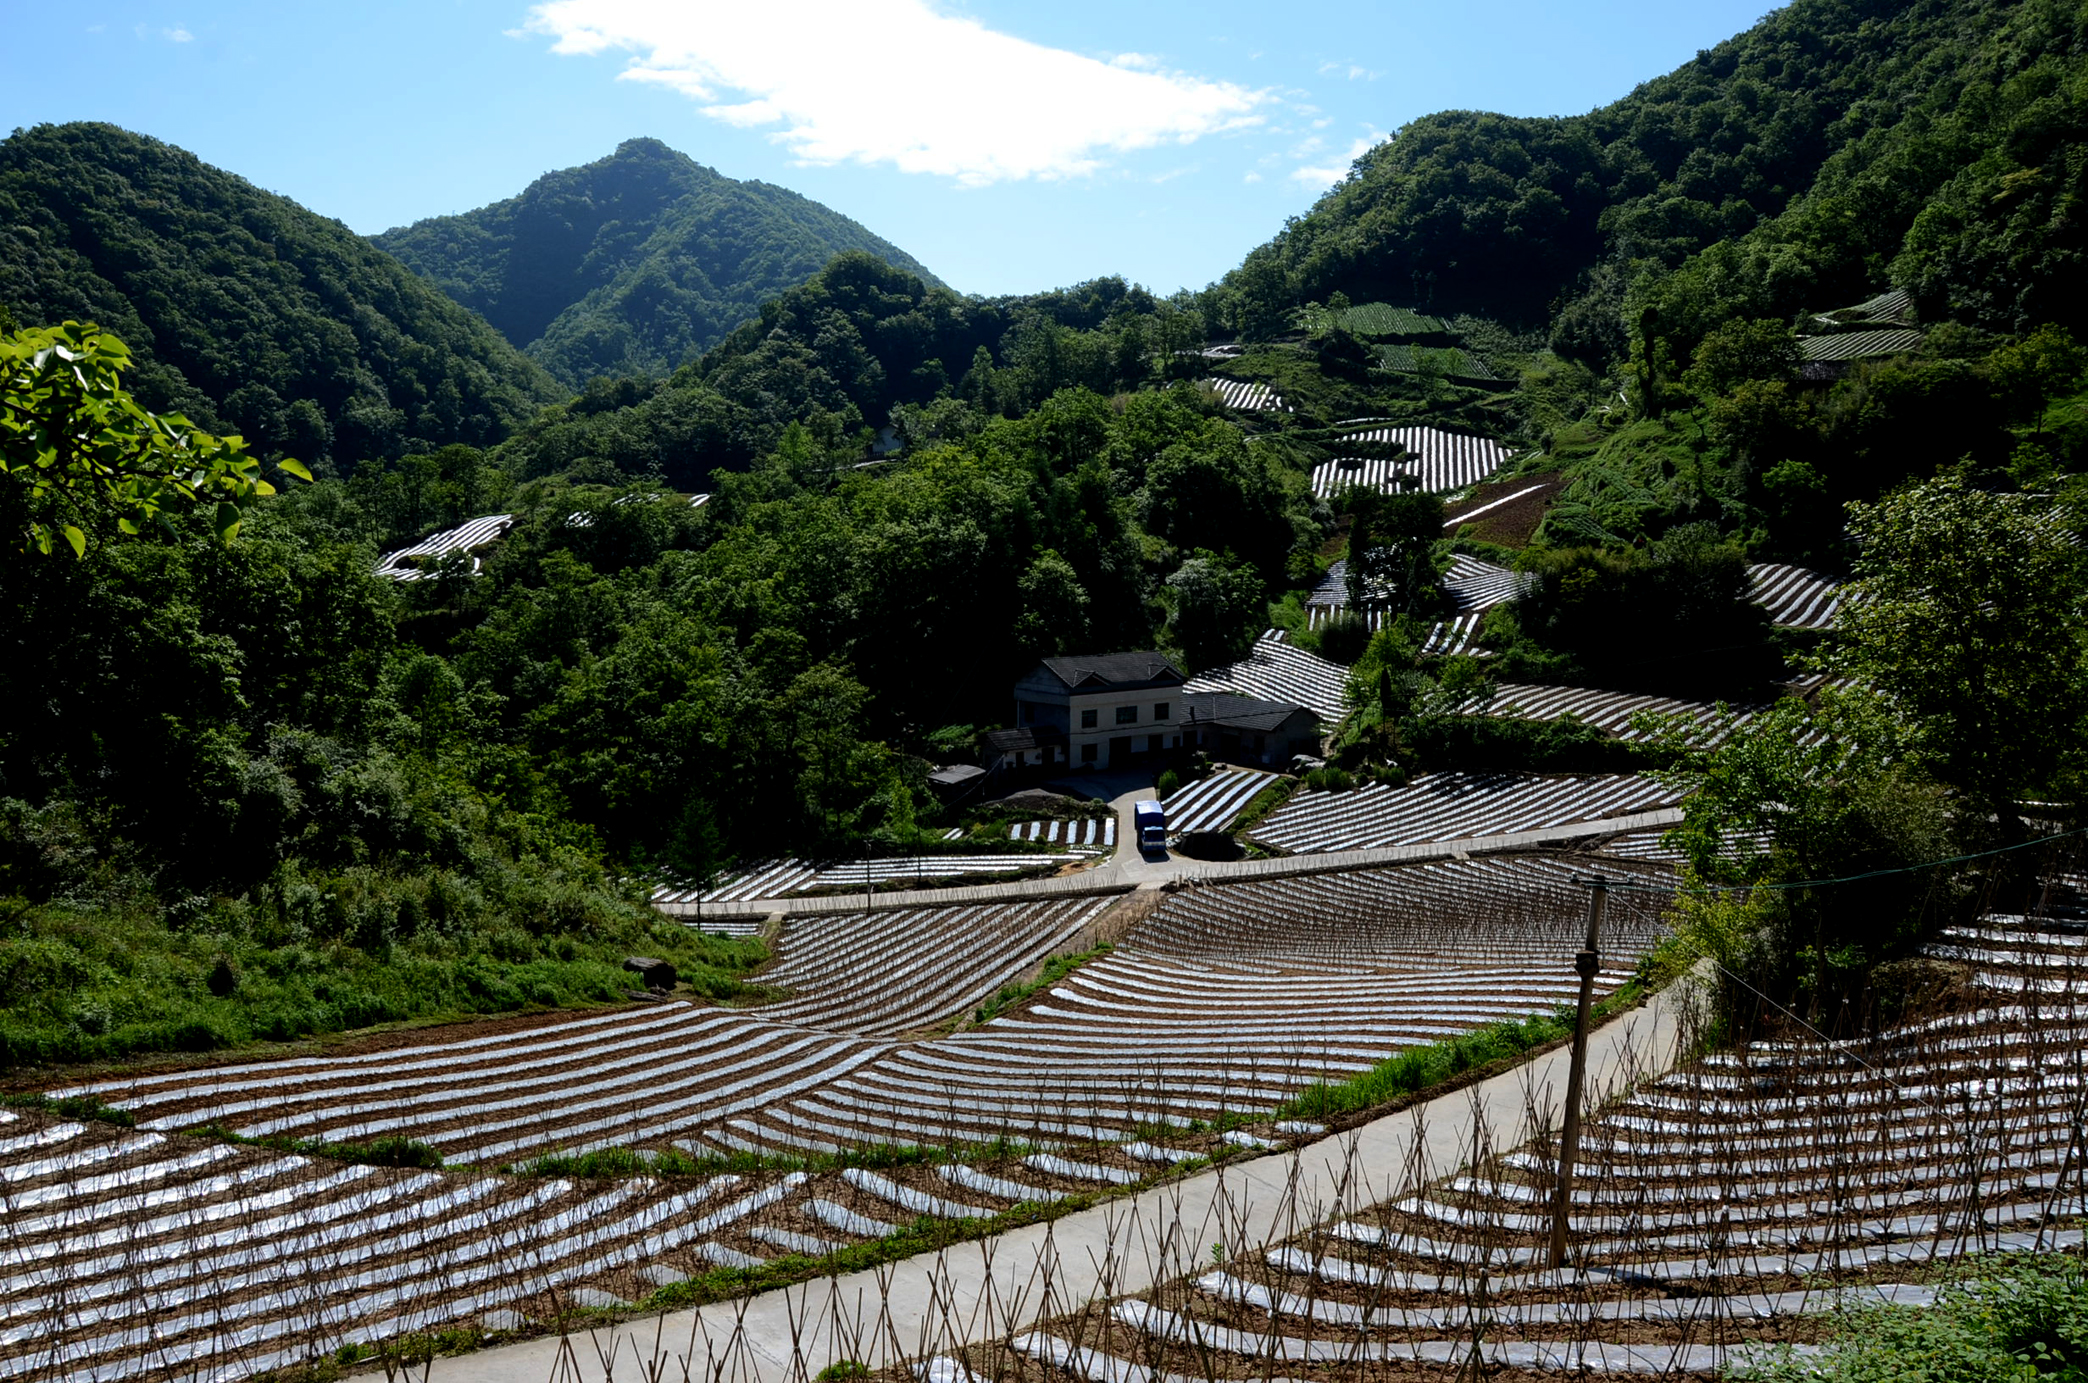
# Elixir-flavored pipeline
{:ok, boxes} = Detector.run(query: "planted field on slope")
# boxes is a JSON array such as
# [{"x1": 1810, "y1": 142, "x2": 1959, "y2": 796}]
[
  {"x1": 55, "y1": 859, "x2": 1660, "y2": 1164},
  {"x1": 1312, "y1": 429, "x2": 1512, "y2": 496},
  {"x1": 933, "y1": 913, "x2": 2088, "y2": 1381},
  {"x1": 1163, "y1": 770, "x2": 1279, "y2": 836},
  {"x1": 1183, "y1": 631, "x2": 1348, "y2": 721},
  {"x1": 1250, "y1": 772, "x2": 1686, "y2": 854},
  {"x1": 7, "y1": 856, "x2": 1680, "y2": 1379}
]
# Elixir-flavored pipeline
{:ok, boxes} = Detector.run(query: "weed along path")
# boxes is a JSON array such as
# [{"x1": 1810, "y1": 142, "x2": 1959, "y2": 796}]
[{"x1": 364, "y1": 981, "x2": 1696, "y2": 1383}]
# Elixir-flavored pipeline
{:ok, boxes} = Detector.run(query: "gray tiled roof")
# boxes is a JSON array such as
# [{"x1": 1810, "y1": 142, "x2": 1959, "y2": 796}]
[{"x1": 1034, "y1": 652, "x2": 1185, "y2": 692}]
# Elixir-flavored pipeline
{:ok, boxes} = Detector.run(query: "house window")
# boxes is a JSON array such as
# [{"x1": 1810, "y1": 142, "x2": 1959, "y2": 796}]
[
  {"x1": 1080, "y1": 709, "x2": 1098, "y2": 729},
  {"x1": 1081, "y1": 742, "x2": 1098, "y2": 763},
  {"x1": 1153, "y1": 702, "x2": 1170, "y2": 721},
  {"x1": 1116, "y1": 705, "x2": 1138, "y2": 725}
]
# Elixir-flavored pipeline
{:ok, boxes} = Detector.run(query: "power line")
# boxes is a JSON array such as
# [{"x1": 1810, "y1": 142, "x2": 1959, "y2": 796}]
[{"x1": 1590, "y1": 824, "x2": 2088, "y2": 897}]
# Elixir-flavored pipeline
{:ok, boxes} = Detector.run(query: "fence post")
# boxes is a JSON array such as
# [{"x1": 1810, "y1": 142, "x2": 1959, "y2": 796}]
[{"x1": 1549, "y1": 874, "x2": 1608, "y2": 1268}]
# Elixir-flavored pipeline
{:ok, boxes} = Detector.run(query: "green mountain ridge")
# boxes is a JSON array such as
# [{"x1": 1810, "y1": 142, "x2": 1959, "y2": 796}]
[
  {"x1": 372, "y1": 137, "x2": 945, "y2": 387},
  {"x1": 1222, "y1": 0, "x2": 2086, "y2": 352},
  {"x1": 0, "y1": 122, "x2": 565, "y2": 471}
]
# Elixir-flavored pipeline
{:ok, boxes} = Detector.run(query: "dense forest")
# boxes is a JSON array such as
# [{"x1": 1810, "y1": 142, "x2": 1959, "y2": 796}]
[
  {"x1": 374, "y1": 138, "x2": 944, "y2": 387},
  {"x1": 4, "y1": 0, "x2": 2088, "y2": 1070},
  {"x1": 1220, "y1": 0, "x2": 2087, "y2": 344},
  {"x1": 0, "y1": 123, "x2": 566, "y2": 471}
]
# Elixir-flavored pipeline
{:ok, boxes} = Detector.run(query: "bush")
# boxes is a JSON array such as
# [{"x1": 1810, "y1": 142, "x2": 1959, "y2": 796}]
[
  {"x1": 1315, "y1": 614, "x2": 1372, "y2": 664},
  {"x1": 1406, "y1": 715, "x2": 1645, "y2": 773},
  {"x1": 1305, "y1": 766, "x2": 1356, "y2": 793},
  {"x1": 1742, "y1": 1255, "x2": 2088, "y2": 1383},
  {"x1": 1155, "y1": 769, "x2": 1182, "y2": 798}
]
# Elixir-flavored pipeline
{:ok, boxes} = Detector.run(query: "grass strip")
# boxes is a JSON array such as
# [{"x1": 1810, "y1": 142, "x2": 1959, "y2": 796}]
[
  {"x1": 971, "y1": 943, "x2": 1113, "y2": 1025},
  {"x1": 1277, "y1": 975, "x2": 1649, "y2": 1122},
  {"x1": 1228, "y1": 778, "x2": 1300, "y2": 840}
]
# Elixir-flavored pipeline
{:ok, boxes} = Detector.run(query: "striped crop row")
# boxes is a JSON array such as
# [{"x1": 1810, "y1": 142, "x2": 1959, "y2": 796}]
[
  {"x1": 1181, "y1": 630, "x2": 1348, "y2": 721},
  {"x1": 1250, "y1": 771, "x2": 1685, "y2": 854},
  {"x1": 1162, "y1": 770, "x2": 1278, "y2": 835},
  {"x1": 1312, "y1": 428, "x2": 1511, "y2": 497}
]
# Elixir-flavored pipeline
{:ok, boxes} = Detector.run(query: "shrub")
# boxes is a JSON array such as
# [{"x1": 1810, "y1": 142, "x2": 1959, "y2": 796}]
[
  {"x1": 1156, "y1": 769, "x2": 1181, "y2": 798},
  {"x1": 1305, "y1": 767, "x2": 1356, "y2": 793},
  {"x1": 1315, "y1": 614, "x2": 1372, "y2": 664}
]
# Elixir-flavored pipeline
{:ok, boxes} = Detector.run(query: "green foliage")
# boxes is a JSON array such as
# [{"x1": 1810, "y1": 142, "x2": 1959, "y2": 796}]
[
  {"x1": 1646, "y1": 696, "x2": 1964, "y2": 1011},
  {"x1": 1223, "y1": 0, "x2": 2088, "y2": 342},
  {"x1": 1830, "y1": 473, "x2": 2088, "y2": 829},
  {"x1": 973, "y1": 944, "x2": 1114, "y2": 1026},
  {"x1": 1155, "y1": 769, "x2": 1182, "y2": 798},
  {"x1": 1489, "y1": 525, "x2": 1783, "y2": 700},
  {"x1": 1342, "y1": 486, "x2": 1448, "y2": 619},
  {"x1": 0, "y1": 123, "x2": 563, "y2": 470},
  {"x1": 1, "y1": 323, "x2": 309, "y2": 555},
  {"x1": 1741, "y1": 1255, "x2": 2088, "y2": 1383},
  {"x1": 1164, "y1": 551, "x2": 1265, "y2": 673},
  {"x1": 1314, "y1": 613, "x2": 1372, "y2": 664},
  {"x1": 1304, "y1": 767, "x2": 1355, "y2": 793},
  {"x1": 373, "y1": 138, "x2": 944, "y2": 387},
  {"x1": 1283, "y1": 1004, "x2": 1609, "y2": 1122},
  {"x1": 1405, "y1": 715, "x2": 1645, "y2": 774}
]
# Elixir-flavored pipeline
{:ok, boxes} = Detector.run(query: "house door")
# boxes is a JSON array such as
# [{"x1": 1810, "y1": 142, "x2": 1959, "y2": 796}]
[{"x1": 1108, "y1": 737, "x2": 1131, "y2": 766}]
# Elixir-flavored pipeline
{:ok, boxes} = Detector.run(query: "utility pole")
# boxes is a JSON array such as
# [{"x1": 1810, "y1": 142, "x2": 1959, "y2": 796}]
[{"x1": 1549, "y1": 874, "x2": 1608, "y2": 1269}]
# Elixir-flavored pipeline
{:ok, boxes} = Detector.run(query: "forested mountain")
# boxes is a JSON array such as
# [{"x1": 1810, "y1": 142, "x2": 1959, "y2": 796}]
[
  {"x1": 495, "y1": 252, "x2": 1211, "y2": 491},
  {"x1": 372, "y1": 138, "x2": 944, "y2": 387},
  {"x1": 5, "y1": 0, "x2": 2087, "y2": 1072},
  {"x1": 0, "y1": 123, "x2": 565, "y2": 471},
  {"x1": 1223, "y1": 0, "x2": 2086, "y2": 349}
]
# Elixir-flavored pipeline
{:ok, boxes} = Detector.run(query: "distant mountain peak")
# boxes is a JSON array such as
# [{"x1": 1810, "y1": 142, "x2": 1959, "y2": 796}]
[{"x1": 374, "y1": 139, "x2": 943, "y2": 386}]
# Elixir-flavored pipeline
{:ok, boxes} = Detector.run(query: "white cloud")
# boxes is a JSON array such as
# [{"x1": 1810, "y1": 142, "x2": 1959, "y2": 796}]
[
  {"x1": 163, "y1": 25, "x2": 194, "y2": 42},
  {"x1": 1291, "y1": 131, "x2": 1385, "y2": 187},
  {"x1": 1317, "y1": 59, "x2": 1376, "y2": 81},
  {"x1": 1243, "y1": 171, "x2": 1262, "y2": 184},
  {"x1": 524, "y1": 0, "x2": 1270, "y2": 185}
]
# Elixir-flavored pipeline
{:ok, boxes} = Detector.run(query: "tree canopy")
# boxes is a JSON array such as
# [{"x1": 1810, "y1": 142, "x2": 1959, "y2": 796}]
[{"x1": 0, "y1": 122, "x2": 566, "y2": 474}]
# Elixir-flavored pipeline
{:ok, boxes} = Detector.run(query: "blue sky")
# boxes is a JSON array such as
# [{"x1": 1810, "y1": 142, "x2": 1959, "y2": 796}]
[{"x1": 4, "y1": 0, "x2": 1776, "y2": 297}]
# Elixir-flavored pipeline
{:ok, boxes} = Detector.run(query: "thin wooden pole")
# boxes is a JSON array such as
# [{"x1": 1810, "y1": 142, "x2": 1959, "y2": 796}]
[{"x1": 1549, "y1": 874, "x2": 1608, "y2": 1269}]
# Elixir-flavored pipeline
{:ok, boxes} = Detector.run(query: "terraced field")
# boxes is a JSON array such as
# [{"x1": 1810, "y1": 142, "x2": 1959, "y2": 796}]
[
  {"x1": 1161, "y1": 770, "x2": 1278, "y2": 835},
  {"x1": 655, "y1": 852, "x2": 1067, "y2": 906},
  {"x1": 1749, "y1": 562, "x2": 1843, "y2": 629},
  {"x1": 1182, "y1": 630, "x2": 1348, "y2": 720},
  {"x1": 49, "y1": 854, "x2": 1663, "y2": 1154},
  {"x1": 1204, "y1": 377, "x2": 1285, "y2": 411},
  {"x1": 1488, "y1": 683, "x2": 1769, "y2": 742},
  {"x1": 10, "y1": 852, "x2": 1689, "y2": 1379},
  {"x1": 933, "y1": 914, "x2": 2088, "y2": 1380},
  {"x1": 373, "y1": 513, "x2": 513, "y2": 581},
  {"x1": 1251, "y1": 772, "x2": 1685, "y2": 853},
  {"x1": 1311, "y1": 429, "x2": 1511, "y2": 496},
  {"x1": 1005, "y1": 818, "x2": 1115, "y2": 854}
]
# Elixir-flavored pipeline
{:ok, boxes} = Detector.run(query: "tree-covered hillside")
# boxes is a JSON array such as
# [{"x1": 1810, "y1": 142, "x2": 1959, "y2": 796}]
[
  {"x1": 1223, "y1": 0, "x2": 2086, "y2": 349},
  {"x1": 0, "y1": 123, "x2": 566, "y2": 472},
  {"x1": 496, "y1": 252, "x2": 1213, "y2": 492},
  {"x1": 373, "y1": 138, "x2": 944, "y2": 387}
]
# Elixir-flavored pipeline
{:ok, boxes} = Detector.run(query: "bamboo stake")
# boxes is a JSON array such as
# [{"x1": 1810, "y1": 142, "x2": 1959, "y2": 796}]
[{"x1": 1549, "y1": 874, "x2": 1608, "y2": 1269}]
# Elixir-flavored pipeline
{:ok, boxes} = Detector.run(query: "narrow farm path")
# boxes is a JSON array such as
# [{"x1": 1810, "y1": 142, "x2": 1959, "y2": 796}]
[
  {"x1": 652, "y1": 806, "x2": 1687, "y2": 922},
  {"x1": 363, "y1": 981, "x2": 1696, "y2": 1383}
]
